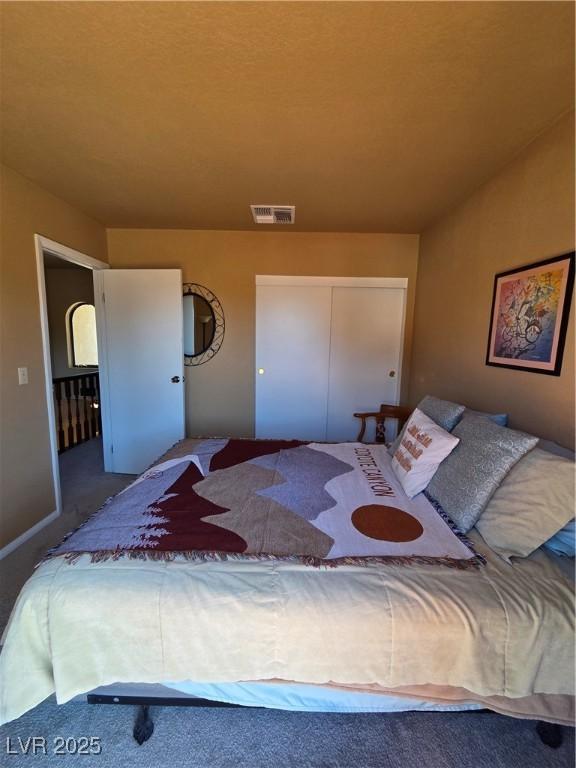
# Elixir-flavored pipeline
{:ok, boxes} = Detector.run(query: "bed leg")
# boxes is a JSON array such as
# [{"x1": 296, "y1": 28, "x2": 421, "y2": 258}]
[
  {"x1": 536, "y1": 721, "x2": 563, "y2": 749},
  {"x1": 133, "y1": 705, "x2": 154, "y2": 745}
]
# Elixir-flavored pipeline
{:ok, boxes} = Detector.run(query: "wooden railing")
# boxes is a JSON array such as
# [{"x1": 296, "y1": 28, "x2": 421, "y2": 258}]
[{"x1": 53, "y1": 372, "x2": 101, "y2": 453}]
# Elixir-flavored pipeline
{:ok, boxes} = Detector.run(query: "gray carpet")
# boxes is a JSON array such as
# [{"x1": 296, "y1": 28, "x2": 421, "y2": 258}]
[
  {"x1": 0, "y1": 438, "x2": 134, "y2": 635},
  {"x1": 1, "y1": 699, "x2": 574, "y2": 768},
  {"x1": 1, "y1": 439, "x2": 574, "y2": 767}
]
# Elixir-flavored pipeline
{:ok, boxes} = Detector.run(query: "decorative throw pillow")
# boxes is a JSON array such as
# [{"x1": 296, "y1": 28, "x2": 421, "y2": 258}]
[
  {"x1": 390, "y1": 408, "x2": 460, "y2": 498},
  {"x1": 476, "y1": 448, "x2": 575, "y2": 561},
  {"x1": 388, "y1": 395, "x2": 465, "y2": 456},
  {"x1": 418, "y1": 395, "x2": 466, "y2": 431},
  {"x1": 464, "y1": 409, "x2": 508, "y2": 427},
  {"x1": 537, "y1": 439, "x2": 575, "y2": 461},
  {"x1": 426, "y1": 414, "x2": 539, "y2": 533},
  {"x1": 544, "y1": 519, "x2": 576, "y2": 558}
]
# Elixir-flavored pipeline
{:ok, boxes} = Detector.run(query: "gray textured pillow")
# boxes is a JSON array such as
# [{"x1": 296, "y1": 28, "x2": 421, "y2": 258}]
[
  {"x1": 388, "y1": 395, "x2": 465, "y2": 455},
  {"x1": 464, "y1": 409, "x2": 508, "y2": 427},
  {"x1": 426, "y1": 414, "x2": 539, "y2": 532},
  {"x1": 419, "y1": 395, "x2": 466, "y2": 431}
]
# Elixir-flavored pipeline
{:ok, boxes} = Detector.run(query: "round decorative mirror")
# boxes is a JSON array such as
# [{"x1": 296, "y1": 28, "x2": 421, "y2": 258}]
[{"x1": 183, "y1": 283, "x2": 225, "y2": 366}]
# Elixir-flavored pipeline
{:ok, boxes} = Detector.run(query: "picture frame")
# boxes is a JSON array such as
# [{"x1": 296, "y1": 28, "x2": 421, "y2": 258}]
[{"x1": 486, "y1": 251, "x2": 575, "y2": 376}]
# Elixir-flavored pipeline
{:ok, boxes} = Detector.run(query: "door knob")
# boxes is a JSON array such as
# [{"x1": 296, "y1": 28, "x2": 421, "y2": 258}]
[
  {"x1": 389, "y1": 370, "x2": 396, "y2": 378},
  {"x1": 171, "y1": 376, "x2": 181, "y2": 383}
]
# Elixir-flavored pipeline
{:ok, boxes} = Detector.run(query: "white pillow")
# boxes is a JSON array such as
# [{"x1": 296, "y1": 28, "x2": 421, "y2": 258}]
[
  {"x1": 475, "y1": 448, "x2": 575, "y2": 561},
  {"x1": 391, "y1": 408, "x2": 460, "y2": 498}
]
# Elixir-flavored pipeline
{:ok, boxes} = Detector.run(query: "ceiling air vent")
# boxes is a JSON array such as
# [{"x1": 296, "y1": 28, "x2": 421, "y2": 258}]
[{"x1": 250, "y1": 205, "x2": 295, "y2": 224}]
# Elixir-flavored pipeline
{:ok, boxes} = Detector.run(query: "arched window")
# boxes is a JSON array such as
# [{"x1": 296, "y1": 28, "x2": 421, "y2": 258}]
[{"x1": 67, "y1": 303, "x2": 98, "y2": 367}]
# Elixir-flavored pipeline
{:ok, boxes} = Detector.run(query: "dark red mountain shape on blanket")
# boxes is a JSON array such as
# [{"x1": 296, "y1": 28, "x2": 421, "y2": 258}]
[
  {"x1": 153, "y1": 461, "x2": 248, "y2": 553},
  {"x1": 210, "y1": 439, "x2": 307, "y2": 472}
]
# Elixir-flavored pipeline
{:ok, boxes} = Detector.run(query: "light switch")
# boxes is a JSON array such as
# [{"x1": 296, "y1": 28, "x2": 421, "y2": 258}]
[{"x1": 18, "y1": 367, "x2": 28, "y2": 385}]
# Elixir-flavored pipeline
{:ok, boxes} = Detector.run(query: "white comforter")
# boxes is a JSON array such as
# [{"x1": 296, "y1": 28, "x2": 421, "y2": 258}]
[{"x1": 0, "y1": 530, "x2": 573, "y2": 725}]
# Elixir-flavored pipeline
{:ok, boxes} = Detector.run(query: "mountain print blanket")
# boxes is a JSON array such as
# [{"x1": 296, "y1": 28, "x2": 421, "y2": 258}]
[{"x1": 48, "y1": 439, "x2": 483, "y2": 568}]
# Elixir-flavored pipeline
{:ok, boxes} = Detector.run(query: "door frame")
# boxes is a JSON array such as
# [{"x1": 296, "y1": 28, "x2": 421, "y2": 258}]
[
  {"x1": 256, "y1": 275, "x2": 408, "y2": 290},
  {"x1": 35, "y1": 234, "x2": 109, "y2": 521}
]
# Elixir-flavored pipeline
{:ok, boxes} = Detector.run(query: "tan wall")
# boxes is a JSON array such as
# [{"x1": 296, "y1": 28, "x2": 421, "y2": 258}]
[
  {"x1": 0, "y1": 164, "x2": 108, "y2": 549},
  {"x1": 107, "y1": 230, "x2": 419, "y2": 438},
  {"x1": 410, "y1": 112, "x2": 575, "y2": 448},
  {"x1": 45, "y1": 267, "x2": 97, "y2": 379}
]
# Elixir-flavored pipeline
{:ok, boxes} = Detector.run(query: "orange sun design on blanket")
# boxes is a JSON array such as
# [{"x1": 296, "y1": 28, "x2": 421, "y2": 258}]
[{"x1": 351, "y1": 504, "x2": 424, "y2": 542}]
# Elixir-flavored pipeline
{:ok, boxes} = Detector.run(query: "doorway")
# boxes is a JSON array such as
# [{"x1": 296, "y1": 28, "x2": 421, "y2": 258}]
[
  {"x1": 35, "y1": 236, "x2": 131, "y2": 527},
  {"x1": 44, "y1": 254, "x2": 100, "y2": 453}
]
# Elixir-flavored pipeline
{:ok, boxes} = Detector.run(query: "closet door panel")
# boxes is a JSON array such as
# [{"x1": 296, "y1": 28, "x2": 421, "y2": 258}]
[
  {"x1": 255, "y1": 285, "x2": 332, "y2": 440},
  {"x1": 326, "y1": 287, "x2": 404, "y2": 442}
]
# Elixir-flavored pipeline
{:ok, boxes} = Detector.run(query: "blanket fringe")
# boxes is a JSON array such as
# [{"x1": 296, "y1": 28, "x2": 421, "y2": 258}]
[
  {"x1": 423, "y1": 491, "x2": 486, "y2": 567},
  {"x1": 43, "y1": 548, "x2": 484, "y2": 570}
]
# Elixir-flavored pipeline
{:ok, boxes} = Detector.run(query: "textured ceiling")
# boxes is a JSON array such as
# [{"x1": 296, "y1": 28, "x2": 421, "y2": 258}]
[{"x1": 0, "y1": 1, "x2": 574, "y2": 232}]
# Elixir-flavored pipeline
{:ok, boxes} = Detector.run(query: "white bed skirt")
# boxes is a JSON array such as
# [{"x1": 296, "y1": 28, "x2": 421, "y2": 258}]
[{"x1": 78, "y1": 681, "x2": 484, "y2": 715}]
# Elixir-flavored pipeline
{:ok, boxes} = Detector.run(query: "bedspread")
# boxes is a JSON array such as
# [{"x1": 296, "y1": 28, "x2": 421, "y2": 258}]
[{"x1": 0, "y1": 529, "x2": 573, "y2": 725}]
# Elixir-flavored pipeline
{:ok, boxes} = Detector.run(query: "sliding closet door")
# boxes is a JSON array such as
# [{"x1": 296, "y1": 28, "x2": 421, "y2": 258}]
[
  {"x1": 326, "y1": 287, "x2": 405, "y2": 442},
  {"x1": 255, "y1": 285, "x2": 332, "y2": 440}
]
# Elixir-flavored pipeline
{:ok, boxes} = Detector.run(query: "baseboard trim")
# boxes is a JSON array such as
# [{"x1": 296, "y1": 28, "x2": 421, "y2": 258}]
[{"x1": 0, "y1": 509, "x2": 59, "y2": 561}]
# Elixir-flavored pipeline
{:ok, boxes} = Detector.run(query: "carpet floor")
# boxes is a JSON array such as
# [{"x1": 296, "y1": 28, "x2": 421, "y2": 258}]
[
  {"x1": 0, "y1": 438, "x2": 134, "y2": 635},
  {"x1": 1, "y1": 699, "x2": 574, "y2": 768},
  {"x1": 1, "y1": 440, "x2": 574, "y2": 767}
]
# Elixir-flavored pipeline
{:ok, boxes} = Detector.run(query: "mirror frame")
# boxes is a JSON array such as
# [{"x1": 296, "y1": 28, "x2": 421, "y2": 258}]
[{"x1": 183, "y1": 283, "x2": 225, "y2": 366}]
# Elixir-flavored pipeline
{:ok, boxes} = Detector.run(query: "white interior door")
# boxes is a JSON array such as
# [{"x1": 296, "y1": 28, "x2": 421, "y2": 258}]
[
  {"x1": 95, "y1": 269, "x2": 184, "y2": 473},
  {"x1": 256, "y1": 285, "x2": 332, "y2": 440},
  {"x1": 326, "y1": 287, "x2": 405, "y2": 442}
]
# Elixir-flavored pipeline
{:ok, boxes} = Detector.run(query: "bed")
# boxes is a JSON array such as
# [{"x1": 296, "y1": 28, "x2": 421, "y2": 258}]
[{"x1": 0, "y1": 437, "x2": 573, "y2": 744}]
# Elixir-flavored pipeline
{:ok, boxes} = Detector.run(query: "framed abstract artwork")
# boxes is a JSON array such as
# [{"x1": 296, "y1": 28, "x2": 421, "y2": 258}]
[{"x1": 486, "y1": 251, "x2": 574, "y2": 375}]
